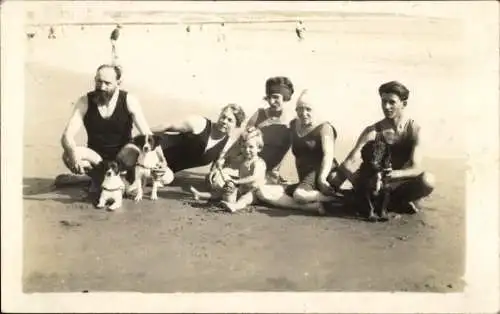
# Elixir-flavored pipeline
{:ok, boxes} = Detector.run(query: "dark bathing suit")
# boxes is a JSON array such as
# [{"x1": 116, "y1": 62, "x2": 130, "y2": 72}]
[
  {"x1": 159, "y1": 118, "x2": 229, "y2": 173},
  {"x1": 252, "y1": 108, "x2": 291, "y2": 171},
  {"x1": 110, "y1": 28, "x2": 120, "y2": 41},
  {"x1": 285, "y1": 119, "x2": 339, "y2": 196},
  {"x1": 83, "y1": 90, "x2": 132, "y2": 161}
]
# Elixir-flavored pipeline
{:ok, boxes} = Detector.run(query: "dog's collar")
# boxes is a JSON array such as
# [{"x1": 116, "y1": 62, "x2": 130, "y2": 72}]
[{"x1": 102, "y1": 186, "x2": 124, "y2": 192}]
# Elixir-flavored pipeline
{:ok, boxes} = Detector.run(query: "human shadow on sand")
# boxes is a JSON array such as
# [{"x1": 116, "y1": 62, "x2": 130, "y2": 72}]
[
  {"x1": 23, "y1": 177, "x2": 95, "y2": 206},
  {"x1": 23, "y1": 175, "x2": 391, "y2": 222},
  {"x1": 255, "y1": 203, "x2": 363, "y2": 220},
  {"x1": 22, "y1": 172, "x2": 210, "y2": 207},
  {"x1": 169, "y1": 170, "x2": 209, "y2": 192}
]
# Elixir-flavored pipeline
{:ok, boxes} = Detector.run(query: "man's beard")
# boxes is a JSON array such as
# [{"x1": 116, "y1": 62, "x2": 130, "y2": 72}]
[{"x1": 94, "y1": 89, "x2": 115, "y2": 104}]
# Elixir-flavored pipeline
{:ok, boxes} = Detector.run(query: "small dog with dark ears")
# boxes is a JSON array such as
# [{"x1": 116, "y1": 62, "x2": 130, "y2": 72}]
[
  {"x1": 359, "y1": 133, "x2": 393, "y2": 222},
  {"x1": 129, "y1": 134, "x2": 171, "y2": 202},
  {"x1": 96, "y1": 160, "x2": 125, "y2": 211}
]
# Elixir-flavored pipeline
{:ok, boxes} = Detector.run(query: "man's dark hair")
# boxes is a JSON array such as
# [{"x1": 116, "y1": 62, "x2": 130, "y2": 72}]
[
  {"x1": 96, "y1": 64, "x2": 122, "y2": 81},
  {"x1": 378, "y1": 81, "x2": 409, "y2": 101}
]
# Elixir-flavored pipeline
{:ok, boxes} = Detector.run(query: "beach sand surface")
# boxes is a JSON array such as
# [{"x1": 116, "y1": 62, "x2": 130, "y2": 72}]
[{"x1": 23, "y1": 13, "x2": 467, "y2": 292}]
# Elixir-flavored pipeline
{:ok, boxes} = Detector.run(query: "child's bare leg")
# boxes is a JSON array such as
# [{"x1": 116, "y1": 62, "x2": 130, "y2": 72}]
[
  {"x1": 221, "y1": 191, "x2": 254, "y2": 213},
  {"x1": 190, "y1": 186, "x2": 215, "y2": 201}
]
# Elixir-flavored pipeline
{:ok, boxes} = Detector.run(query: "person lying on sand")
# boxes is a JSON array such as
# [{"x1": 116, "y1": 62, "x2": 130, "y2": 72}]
[
  {"x1": 328, "y1": 81, "x2": 435, "y2": 216},
  {"x1": 144, "y1": 103, "x2": 246, "y2": 185},
  {"x1": 219, "y1": 76, "x2": 295, "y2": 185},
  {"x1": 256, "y1": 89, "x2": 343, "y2": 215},
  {"x1": 190, "y1": 127, "x2": 267, "y2": 213},
  {"x1": 58, "y1": 64, "x2": 152, "y2": 194}
]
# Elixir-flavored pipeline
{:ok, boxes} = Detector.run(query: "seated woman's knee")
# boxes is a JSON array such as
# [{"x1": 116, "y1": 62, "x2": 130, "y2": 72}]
[
  {"x1": 255, "y1": 184, "x2": 285, "y2": 203},
  {"x1": 160, "y1": 167, "x2": 175, "y2": 185},
  {"x1": 293, "y1": 188, "x2": 312, "y2": 204}
]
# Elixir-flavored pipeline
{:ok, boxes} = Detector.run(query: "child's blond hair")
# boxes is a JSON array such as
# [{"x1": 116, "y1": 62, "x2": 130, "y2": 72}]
[{"x1": 240, "y1": 127, "x2": 264, "y2": 149}]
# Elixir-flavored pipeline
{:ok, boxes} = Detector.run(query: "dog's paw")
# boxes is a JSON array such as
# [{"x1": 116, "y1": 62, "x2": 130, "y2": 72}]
[
  {"x1": 134, "y1": 194, "x2": 143, "y2": 202},
  {"x1": 367, "y1": 213, "x2": 378, "y2": 222},
  {"x1": 317, "y1": 203, "x2": 326, "y2": 216},
  {"x1": 150, "y1": 193, "x2": 158, "y2": 201},
  {"x1": 95, "y1": 200, "x2": 105, "y2": 209},
  {"x1": 107, "y1": 205, "x2": 123, "y2": 212}
]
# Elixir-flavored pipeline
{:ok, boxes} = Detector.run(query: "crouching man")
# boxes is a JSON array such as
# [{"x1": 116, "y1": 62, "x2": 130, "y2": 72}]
[
  {"x1": 328, "y1": 81, "x2": 435, "y2": 216},
  {"x1": 59, "y1": 64, "x2": 152, "y2": 194}
]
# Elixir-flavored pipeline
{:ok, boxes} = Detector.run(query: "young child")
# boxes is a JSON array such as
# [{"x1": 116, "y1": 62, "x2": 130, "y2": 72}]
[{"x1": 190, "y1": 127, "x2": 267, "y2": 213}]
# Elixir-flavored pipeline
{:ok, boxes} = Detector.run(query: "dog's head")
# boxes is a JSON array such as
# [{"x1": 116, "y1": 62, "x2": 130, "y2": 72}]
[
  {"x1": 133, "y1": 134, "x2": 163, "y2": 153},
  {"x1": 360, "y1": 138, "x2": 392, "y2": 195},
  {"x1": 103, "y1": 160, "x2": 121, "y2": 178},
  {"x1": 361, "y1": 139, "x2": 391, "y2": 173}
]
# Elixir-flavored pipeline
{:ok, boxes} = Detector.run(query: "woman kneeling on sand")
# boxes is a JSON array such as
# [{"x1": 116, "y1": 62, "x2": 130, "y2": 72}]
[{"x1": 256, "y1": 89, "x2": 342, "y2": 215}]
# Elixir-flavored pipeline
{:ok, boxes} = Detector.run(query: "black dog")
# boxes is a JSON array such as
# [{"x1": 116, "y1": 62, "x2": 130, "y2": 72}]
[{"x1": 358, "y1": 134, "x2": 392, "y2": 222}]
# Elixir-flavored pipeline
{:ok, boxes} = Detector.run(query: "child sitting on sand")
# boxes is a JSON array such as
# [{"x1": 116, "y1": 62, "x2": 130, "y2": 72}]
[{"x1": 190, "y1": 127, "x2": 267, "y2": 213}]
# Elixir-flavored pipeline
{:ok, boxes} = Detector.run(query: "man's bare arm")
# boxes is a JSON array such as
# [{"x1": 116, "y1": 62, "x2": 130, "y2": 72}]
[
  {"x1": 127, "y1": 94, "x2": 152, "y2": 135},
  {"x1": 151, "y1": 115, "x2": 206, "y2": 134},
  {"x1": 318, "y1": 123, "x2": 336, "y2": 183},
  {"x1": 61, "y1": 96, "x2": 87, "y2": 154},
  {"x1": 390, "y1": 125, "x2": 424, "y2": 179},
  {"x1": 331, "y1": 126, "x2": 376, "y2": 187}
]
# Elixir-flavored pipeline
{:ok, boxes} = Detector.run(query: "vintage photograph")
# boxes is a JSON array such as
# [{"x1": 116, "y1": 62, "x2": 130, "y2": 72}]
[{"x1": 2, "y1": 0, "x2": 499, "y2": 312}]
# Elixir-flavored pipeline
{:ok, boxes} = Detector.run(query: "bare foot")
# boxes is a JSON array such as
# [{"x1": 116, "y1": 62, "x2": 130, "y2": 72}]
[
  {"x1": 189, "y1": 186, "x2": 202, "y2": 201},
  {"x1": 317, "y1": 203, "x2": 326, "y2": 216},
  {"x1": 220, "y1": 201, "x2": 240, "y2": 213},
  {"x1": 408, "y1": 201, "x2": 420, "y2": 214}
]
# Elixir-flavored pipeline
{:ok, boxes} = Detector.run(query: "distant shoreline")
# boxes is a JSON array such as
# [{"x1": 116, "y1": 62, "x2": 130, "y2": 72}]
[{"x1": 25, "y1": 10, "x2": 452, "y2": 27}]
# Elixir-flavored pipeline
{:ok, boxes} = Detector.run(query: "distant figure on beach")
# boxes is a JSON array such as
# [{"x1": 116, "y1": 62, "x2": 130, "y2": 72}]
[
  {"x1": 186, "y1": 25, "x2": 191, "y2": 33},
  {"x1": 328, "y1": 81, "x2": 436, "y2": 217},
  {"x1": 110, "y1": 24, "x2": 121, "y2": 65},
  {"x1": 48, "y1": 26, "x2": 56, "y2": 39},
  {"x1": 295, "y1": 20, "x2": 306, "y2": 41},
  {"x1": 199, "y1": 24, "x2": 204, "y2": 31},
  {"x1": 217, "y1": 22, "x2": 226, "y2": 43},
  {"x1": 58, "y1": 64, "x2": 152, "y2": 194}
]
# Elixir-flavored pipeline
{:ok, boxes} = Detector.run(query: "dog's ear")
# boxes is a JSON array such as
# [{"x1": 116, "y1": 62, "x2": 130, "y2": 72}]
[
  {"x1": 132, "y1": 135, "x2": 144, "y2": 148},
  {"x1": 96, "y1": 160, "x2": 106, "y2": 170},
  {"x1": 152, "y1": 134, "x2": 163, "y2": 148},
  {"x1": 109, "y1": 160, "x2": 120, "y2": 172}
]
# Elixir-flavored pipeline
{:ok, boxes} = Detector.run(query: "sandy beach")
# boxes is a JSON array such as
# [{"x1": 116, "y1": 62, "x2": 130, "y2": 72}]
[{"x1": 22, "y1": 8, "x2": 469, "y2": 293}]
